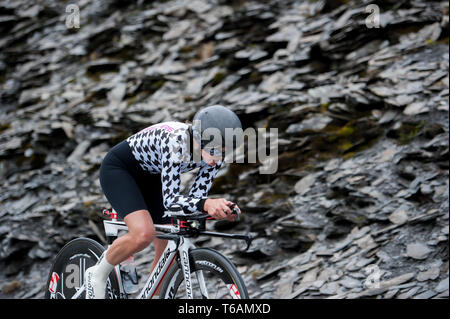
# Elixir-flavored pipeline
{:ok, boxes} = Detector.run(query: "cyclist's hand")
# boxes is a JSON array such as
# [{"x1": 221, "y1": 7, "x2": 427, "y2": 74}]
[{"x1": 204, "y1": 198, "x2": 234, "y2": 221}]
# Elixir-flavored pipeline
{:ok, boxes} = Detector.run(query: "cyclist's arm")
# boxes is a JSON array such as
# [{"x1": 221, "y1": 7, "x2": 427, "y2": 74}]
[{"x1": 188, "y1": 162, "x2": 222, "y2": 211}]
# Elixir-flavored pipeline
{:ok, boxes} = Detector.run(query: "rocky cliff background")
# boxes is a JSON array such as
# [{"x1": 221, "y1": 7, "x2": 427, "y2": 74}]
[{"x1": 0, "y1": 0, "x2": 448, "y2": 299}]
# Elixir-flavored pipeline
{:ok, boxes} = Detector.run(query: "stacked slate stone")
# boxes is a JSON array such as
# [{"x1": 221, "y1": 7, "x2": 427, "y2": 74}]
[{"x1": 0, "y1": 0, "x2": 448, "y2": 299}]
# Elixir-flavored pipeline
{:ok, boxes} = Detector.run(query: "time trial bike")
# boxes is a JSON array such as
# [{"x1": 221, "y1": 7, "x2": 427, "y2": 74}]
[{"x1": 44, "y1": 204, "x2": 252, "y2": 299}]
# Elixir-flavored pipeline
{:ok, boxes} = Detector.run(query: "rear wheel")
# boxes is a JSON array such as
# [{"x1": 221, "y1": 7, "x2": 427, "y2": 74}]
[
  {"x1": 44, "y1": 237, "x2": 121, "y2": 299},
  {"x1": 159, "y1": 248, "x2": 249, "y2": 299}
]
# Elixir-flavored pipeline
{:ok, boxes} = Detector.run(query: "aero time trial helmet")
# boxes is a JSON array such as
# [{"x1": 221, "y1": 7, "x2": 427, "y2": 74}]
[{"x1": 192, "y1": 105, "x2": 242, "y2": 156}]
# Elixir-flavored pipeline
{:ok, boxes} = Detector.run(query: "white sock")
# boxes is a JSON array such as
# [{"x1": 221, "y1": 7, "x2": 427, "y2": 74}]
[
  {"x1": 95, "y1": 253, "x2": 115, "y2": 281},
  {"x1": 85, "y1": 252, "x2": 115, "y2": 299}
]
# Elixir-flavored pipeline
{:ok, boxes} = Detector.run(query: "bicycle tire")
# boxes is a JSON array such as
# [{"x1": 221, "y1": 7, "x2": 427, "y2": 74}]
[
  {"x1": 159, "y1": 248, "x2": 249, "y2": 299},
  {"x1": 44, "y1": 237, "x2": 121, "y2": 299}
]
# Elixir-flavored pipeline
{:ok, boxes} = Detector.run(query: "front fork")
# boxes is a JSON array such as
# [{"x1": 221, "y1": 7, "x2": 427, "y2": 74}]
[{"x1": 178, "y1": 238, "x2": 208, "y2": 299}]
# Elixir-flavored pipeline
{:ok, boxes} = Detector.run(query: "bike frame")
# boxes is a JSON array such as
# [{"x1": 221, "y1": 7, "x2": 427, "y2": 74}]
[
  {"x1": 136, "y1": 226, "x2": 196, "y2": 299},
  {"x1": 71, "y1": 206, "x2": 251, "y2": 299},
  {"x1": 72, "y1": 217, "x2": 201, "y2": 299}
]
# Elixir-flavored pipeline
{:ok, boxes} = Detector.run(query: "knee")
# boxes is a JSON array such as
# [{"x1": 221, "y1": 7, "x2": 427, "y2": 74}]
[
  {"x1": 132, "y1": 228, "x2": 156, "y2": 251},
  {"x1": 124, "y1": 209, "x2": 156, "y2": 252}
]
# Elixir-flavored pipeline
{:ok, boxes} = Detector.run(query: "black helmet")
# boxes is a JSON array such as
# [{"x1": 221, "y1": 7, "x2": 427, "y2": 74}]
[{"x1": 192, "y1": 105, "x2": 242, "y2": 155}]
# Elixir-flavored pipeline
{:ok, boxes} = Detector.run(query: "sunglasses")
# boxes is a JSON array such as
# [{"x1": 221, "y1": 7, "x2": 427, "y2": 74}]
[
  {"x1": 200, "y1": 139, "x2": 225, "y2": 157},
  {"x1": 202, "y1": 146, "x2": 225, "y2": 157}
]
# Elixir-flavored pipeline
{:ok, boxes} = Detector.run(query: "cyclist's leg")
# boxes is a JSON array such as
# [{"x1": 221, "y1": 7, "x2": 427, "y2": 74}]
[
  {"x1": 87, "y1": 148, "x2": 155, "y2": 298},
  {"x1": 106, "y1": 209, "x2": 156, "y2": 265},
  {"x1": 137, "y1": 172, "x2": 171, "y2": 296},
  {"x1": 99, "y1": 145, "x2": 159, "y2": 264},
  {"x1": 151, "y1": 238, "x2": 168, "y2": 272},
  {"x1": 136, "y1": 171, "x2": 171, "y2": 270},
  {"x1": 85, "y1": 210, "x2": 155, "y2": 299},
  {"x1": 105, "y1": 140, "x2": 170, "y2": 266}
]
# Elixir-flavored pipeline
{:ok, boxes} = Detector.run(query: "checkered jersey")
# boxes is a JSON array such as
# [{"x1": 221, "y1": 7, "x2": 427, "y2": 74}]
[{"x1": 126, "y1": 122, "x2": 221, "y2": 213}]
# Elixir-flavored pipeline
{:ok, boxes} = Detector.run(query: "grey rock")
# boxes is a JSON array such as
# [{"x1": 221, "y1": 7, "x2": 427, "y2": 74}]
[
  {"x1": 413, "y1": 290, "x2": 437, "y2": 299},
  {"x1": 417, "y1": 267, "x2": 441, "y2": 282},
  {"x1": 382, "y1": 273, "x2": 416, "y2": 289},
  {"x1": 320, "y1": 282, "x2": 339, "y2": 295},
  {"x1": 406, "y1": 243, "x2": 432, "y2": 260},
  {"x1": 384, "y1": 288, "x2": 399, "y2": 299},
  {"x1": 287, "y1": 115, "x2": 333, "y2": 133},
  {"x1": 434, "y1": 277, "x2": 449, "y2": 293},
  {"x1": 397, "y1": 286, "x2": 421, "y2": 299},
  {"x1": 67, "y1": 140, "x2": 91, "y2": 165},
  {"x1": 353, "y1": 273, "x2": 416, "y2": 298},
  {"x1": 162, "y1": 20, "x2": 191, "y2": 41},
  {"x1": 294, "y1": 173, "x2": 317, "y2": 195},
  {"x1": 435, "y1": 290, "x2": 449, "y2": 298},
  {"x1": 403, "y1": 101, "x2": 429, "y2": 115},
  {"x1": 235, "y1": 48, "x2": 268, "y2": 61},
  {"x1": 388, "y1": 207, "x2": 408, "y2": 225},
  {"x1": 339, "y1": 276, "x2": 361, "y2": 289}
]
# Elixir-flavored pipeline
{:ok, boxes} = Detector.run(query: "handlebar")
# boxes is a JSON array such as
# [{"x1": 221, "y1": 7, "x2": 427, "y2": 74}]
[
  {"x1": 162, "y1": 203, "x2": 251, "y2": 250},
  {"x1": 165, "y1": 202, "x2": 241, "y2": 221}
]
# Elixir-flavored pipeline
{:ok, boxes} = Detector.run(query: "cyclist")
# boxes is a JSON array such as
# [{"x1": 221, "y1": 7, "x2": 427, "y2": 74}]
[{"x1": 85, "y1": 105, "x2": 243, "y2": 298}]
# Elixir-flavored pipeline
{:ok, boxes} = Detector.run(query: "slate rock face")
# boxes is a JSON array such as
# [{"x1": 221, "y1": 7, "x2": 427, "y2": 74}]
[{"x1": 0, "y1": 0, "x2": 448, "y2": 299}]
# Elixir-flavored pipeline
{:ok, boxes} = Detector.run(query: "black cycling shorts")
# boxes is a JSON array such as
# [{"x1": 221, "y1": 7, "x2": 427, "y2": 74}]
[{"x1": 99, "y1": 140, "x2": 171, "y2": 224}]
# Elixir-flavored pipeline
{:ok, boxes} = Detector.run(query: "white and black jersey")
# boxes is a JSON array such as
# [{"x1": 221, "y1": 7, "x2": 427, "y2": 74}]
[{"x1": 125, "y1": 122, "x2": 221, "y2": 214}]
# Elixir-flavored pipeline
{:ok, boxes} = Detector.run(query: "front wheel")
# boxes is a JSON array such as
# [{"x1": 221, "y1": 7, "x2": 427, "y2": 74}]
[
  {"x1": 44, "y1": 237, "x2": 121, "y2": 299},
  {"x1": 159, "y1": 248, "x2": 249, "y2": 299}
]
